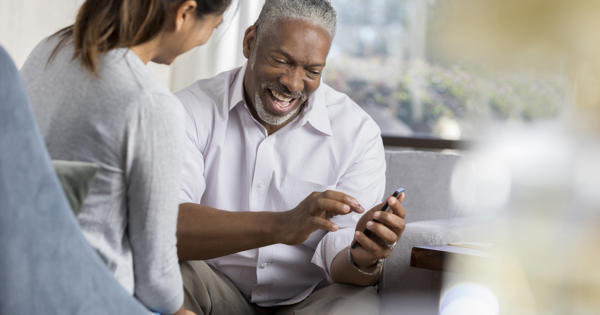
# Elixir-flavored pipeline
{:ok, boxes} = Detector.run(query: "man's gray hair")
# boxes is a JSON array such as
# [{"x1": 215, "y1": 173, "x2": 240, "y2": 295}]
[{"x1": 254, "y1": 0, "x2": 337, "y2": 39}]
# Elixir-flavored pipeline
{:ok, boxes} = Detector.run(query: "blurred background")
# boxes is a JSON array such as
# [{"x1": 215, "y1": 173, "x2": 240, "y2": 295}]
[
  {"x1": 1, "y1": 0, "x2": 568, "y2": 143},
  {"x1": 326, "y1": 0, "x2": 567, "y2": 140},
  {"x1": 3, "y1": 0, "x2": 600, "y2": 314}
]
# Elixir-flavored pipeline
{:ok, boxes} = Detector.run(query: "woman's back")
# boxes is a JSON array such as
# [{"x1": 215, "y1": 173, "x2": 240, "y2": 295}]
[{"x1": 21, "y1": 35, "x2": 185, "y2": 312}]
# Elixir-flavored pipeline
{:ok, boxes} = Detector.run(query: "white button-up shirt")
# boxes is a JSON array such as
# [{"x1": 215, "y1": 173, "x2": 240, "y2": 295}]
[{"x1": 176, "y1": 64, "x2": 385, "y2": 306}]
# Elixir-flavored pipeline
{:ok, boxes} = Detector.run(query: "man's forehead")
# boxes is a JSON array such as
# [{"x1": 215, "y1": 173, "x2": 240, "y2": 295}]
[{"x1": 257, "y1": 19, "x2": 332, "y2": 63}]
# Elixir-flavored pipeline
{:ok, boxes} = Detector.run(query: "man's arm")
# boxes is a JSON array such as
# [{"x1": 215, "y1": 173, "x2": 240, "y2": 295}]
[
  {"x1": 177, "y1": 204, "x2": 280, "y2": 260},
  {"x1": 177, "y1": 191, "x2": 365, "y2": 261},
  {"x1": 308, "y1": 114, "x2": 392, "y2": 286}
]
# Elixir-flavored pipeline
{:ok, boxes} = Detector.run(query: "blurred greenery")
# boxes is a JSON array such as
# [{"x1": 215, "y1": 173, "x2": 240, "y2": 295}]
[
  {"x1": 325, "y1": 60, "x2": 565, "y2": 137},
  {"x1": 328, "y1": 0, "x2": 566, "y2": 139}
]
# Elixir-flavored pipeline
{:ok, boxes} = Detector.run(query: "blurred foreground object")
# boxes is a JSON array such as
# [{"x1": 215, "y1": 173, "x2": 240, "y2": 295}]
[
  {"x1": 448, "y1": 125, "x2": 600, "y2": 314},
  {"x1": 434, "y1": 0, "x2": 600, "y2": 314}
]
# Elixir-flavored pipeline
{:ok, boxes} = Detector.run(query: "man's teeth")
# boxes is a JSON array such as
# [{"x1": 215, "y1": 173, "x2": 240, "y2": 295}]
[{"x1": 271, "y1": 89, "x2": 293, "y2": 102}]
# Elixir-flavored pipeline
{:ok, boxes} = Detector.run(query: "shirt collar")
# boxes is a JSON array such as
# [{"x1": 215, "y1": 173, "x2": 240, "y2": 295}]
[
  {"x1": 231, "y1": 63, "x2": 332, "y2": 136},
  {"x1": 229, "y1": 64, "x2": 247, "y2": 111},
  {"x1": 298, "y1": 84, "x2": 333, "y2": 136}
]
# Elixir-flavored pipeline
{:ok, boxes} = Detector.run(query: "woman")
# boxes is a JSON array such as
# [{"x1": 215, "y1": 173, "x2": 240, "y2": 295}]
[{"x1": 20, "y1": 0, "x2": 231, "y2": 314}]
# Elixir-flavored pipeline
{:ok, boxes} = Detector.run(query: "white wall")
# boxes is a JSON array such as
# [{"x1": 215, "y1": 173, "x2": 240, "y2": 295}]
[
  {"x1": 0, "y1": 0, "x2": 83, "y2": 68},
  {"x1": 0, "y1": 0, "x2": 264, "y2": 91}
]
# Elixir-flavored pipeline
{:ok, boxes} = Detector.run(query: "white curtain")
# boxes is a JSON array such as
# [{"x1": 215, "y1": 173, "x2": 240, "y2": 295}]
[{"x1": 0, "y1": 0, "x2": 264, "y2": 92}]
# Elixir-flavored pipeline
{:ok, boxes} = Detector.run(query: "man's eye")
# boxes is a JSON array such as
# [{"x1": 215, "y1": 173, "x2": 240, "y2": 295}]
[
  {"x1": 307, "y1": 70, "x2": 321, "y2": 76},
  {"x1": 273, "y1": 58, "x2": 286, "y2": 64}
]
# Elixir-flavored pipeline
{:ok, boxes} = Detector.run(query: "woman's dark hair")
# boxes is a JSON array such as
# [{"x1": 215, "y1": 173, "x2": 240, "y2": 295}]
[{"x1": 50, "y1": 0, "x2": 231, "y2": 73}]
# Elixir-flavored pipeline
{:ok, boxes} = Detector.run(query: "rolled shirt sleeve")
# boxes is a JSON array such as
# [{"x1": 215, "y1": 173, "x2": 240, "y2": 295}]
[
  {"x1": 125, "y1": 93, "x2": 185, "y2": 314},
  {"x1": 311, "y1": 118, "x2": 386, "y2": 280}
]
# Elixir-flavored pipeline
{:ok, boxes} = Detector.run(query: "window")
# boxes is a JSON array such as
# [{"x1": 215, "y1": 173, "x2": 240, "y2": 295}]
[{"x1": 325, "y1": 0, "x2": 566, "y2": 147}]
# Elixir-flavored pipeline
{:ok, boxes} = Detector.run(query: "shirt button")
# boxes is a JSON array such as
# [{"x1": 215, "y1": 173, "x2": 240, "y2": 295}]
[
  {"x1": 256, "y1": 182, "x2": 265, "y2": 190},
  {"x1": 260, "y1": 262, "x2": 268, "y2": 269}
]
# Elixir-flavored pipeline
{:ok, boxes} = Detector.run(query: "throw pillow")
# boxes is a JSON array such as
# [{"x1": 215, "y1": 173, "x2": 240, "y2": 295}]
[{"x1": 52, "y1": 160, "x2": 98, "y2": 215}]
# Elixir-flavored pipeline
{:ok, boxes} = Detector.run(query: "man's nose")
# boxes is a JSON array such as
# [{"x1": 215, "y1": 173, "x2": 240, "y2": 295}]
[{"x1": 279, "y1": 67, "x2": 304, "y2": 94}]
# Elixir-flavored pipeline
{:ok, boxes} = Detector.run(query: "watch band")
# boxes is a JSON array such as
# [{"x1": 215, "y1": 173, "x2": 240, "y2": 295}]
[{"x1": 347, "y1": 247, "x2": 384, "y2": 276}]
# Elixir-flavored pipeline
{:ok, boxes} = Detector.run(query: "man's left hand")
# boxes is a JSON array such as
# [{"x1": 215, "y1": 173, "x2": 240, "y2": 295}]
[{"x1": 350, "y1": 193, "x2": 406, "y2": 271}]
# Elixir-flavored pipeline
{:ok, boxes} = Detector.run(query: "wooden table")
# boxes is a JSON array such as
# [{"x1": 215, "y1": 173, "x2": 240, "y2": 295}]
[{"x1": 410, "y1": 245, "x2": 490, "y2": 272}]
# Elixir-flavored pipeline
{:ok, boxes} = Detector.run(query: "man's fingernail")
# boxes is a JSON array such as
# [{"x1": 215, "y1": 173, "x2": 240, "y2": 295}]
[
  {"x1": 367, "y1": 221, "x2": 374, "y2": 228},
  {"x1": 355, "y1": 231, "x2": 360, "y2": 237},
  {"x1": 374, "y1": 211, "x2": 381, "y2": 218},
  {"x1": 343, "y1": 205, "x2": 350, "y2": 212},
  {"x1": 389, "y1": 197, "x2": 396, "y2": 205}
]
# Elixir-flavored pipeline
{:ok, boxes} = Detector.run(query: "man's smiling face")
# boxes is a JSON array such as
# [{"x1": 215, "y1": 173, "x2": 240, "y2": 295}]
[{"x1": 242, "y1": 18, "x2": 332, "y2": 130}]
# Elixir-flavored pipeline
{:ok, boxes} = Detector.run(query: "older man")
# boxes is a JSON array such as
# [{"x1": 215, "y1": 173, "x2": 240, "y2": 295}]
[{"x1": 176, "y1": 0, "x2": 406, "y2": 314}]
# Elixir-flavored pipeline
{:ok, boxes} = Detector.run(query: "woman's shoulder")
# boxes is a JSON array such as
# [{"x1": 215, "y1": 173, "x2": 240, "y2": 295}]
[
  {"x1": 98, "y1": 49, "x2": 163, "y2": 94},
  {"x1": 21, "y1": 34, "x2": 69, "y2": 80},
  {"x1": 87, "y1": 49, "x2": 181, "y2": 116}
]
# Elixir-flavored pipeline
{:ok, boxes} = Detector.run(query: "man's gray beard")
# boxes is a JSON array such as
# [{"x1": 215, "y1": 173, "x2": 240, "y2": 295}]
[{"x1": 254, "y1": 93, "x2": 300, "y2": 126}]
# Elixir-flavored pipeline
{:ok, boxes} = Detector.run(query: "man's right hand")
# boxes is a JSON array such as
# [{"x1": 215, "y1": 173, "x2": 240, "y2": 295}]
[{"x1": 276, "y1": 190, "x2": 365, "y2": 245}]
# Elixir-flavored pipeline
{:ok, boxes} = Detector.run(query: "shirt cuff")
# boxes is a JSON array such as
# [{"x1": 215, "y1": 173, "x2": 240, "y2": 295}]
[{"x1": 311, "y1": 228, "x2": 355, "y2": 282}]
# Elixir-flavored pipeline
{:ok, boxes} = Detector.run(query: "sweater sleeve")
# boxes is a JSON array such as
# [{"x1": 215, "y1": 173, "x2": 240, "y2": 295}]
[{"x1": 125, "y1": 92, "x2": 185, "y2": 314}]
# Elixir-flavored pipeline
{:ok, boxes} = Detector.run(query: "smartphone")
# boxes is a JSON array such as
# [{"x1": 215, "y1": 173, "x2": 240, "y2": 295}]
[{"x1": 351, "y1": 187, "x2": 405, "y2": 249}]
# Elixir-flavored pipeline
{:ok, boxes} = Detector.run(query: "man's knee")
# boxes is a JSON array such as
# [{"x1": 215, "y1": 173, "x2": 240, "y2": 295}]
[
  {"x1": 180, "y1": 261, "x2": 254, "y2": 315},
  {"x1": 180, "y1": 261, "x2": 215, "y2": 314},
  {"x1": 278, "y1": 284, "x2": 379, "y2": 315}
]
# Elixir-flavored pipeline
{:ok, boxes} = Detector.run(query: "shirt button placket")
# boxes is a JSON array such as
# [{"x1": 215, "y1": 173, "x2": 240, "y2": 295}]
[
  {"x1": 252, "y1": 137, "x2": 273, "y2": 208},
  {"x1": 253, "y1": 137, "x2": 274, "y2": 300}
]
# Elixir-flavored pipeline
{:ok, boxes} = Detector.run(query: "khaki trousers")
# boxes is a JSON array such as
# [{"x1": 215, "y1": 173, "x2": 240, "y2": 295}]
[{"x1": 180, "y1": 261, "x2": 379, "y2": 315}]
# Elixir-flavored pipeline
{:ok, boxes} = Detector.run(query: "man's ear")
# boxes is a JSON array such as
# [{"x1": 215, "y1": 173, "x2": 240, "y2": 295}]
[
  {"x1": 242, "y1": 25, "x2": 258, "y2": 59},
  {"x1": 173, "y1": 0, "x2": 198, "y2": 32}
]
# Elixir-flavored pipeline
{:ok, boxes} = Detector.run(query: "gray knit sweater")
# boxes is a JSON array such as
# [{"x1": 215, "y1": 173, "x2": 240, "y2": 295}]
[{"x1": 20, "y1": 36, "x2": 184, "y2": 314}]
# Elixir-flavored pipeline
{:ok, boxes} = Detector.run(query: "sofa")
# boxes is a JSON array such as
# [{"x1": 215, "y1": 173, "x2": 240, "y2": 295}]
[{"x1": 379, "y1": 150, "x2": 484, "y2": 314}]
